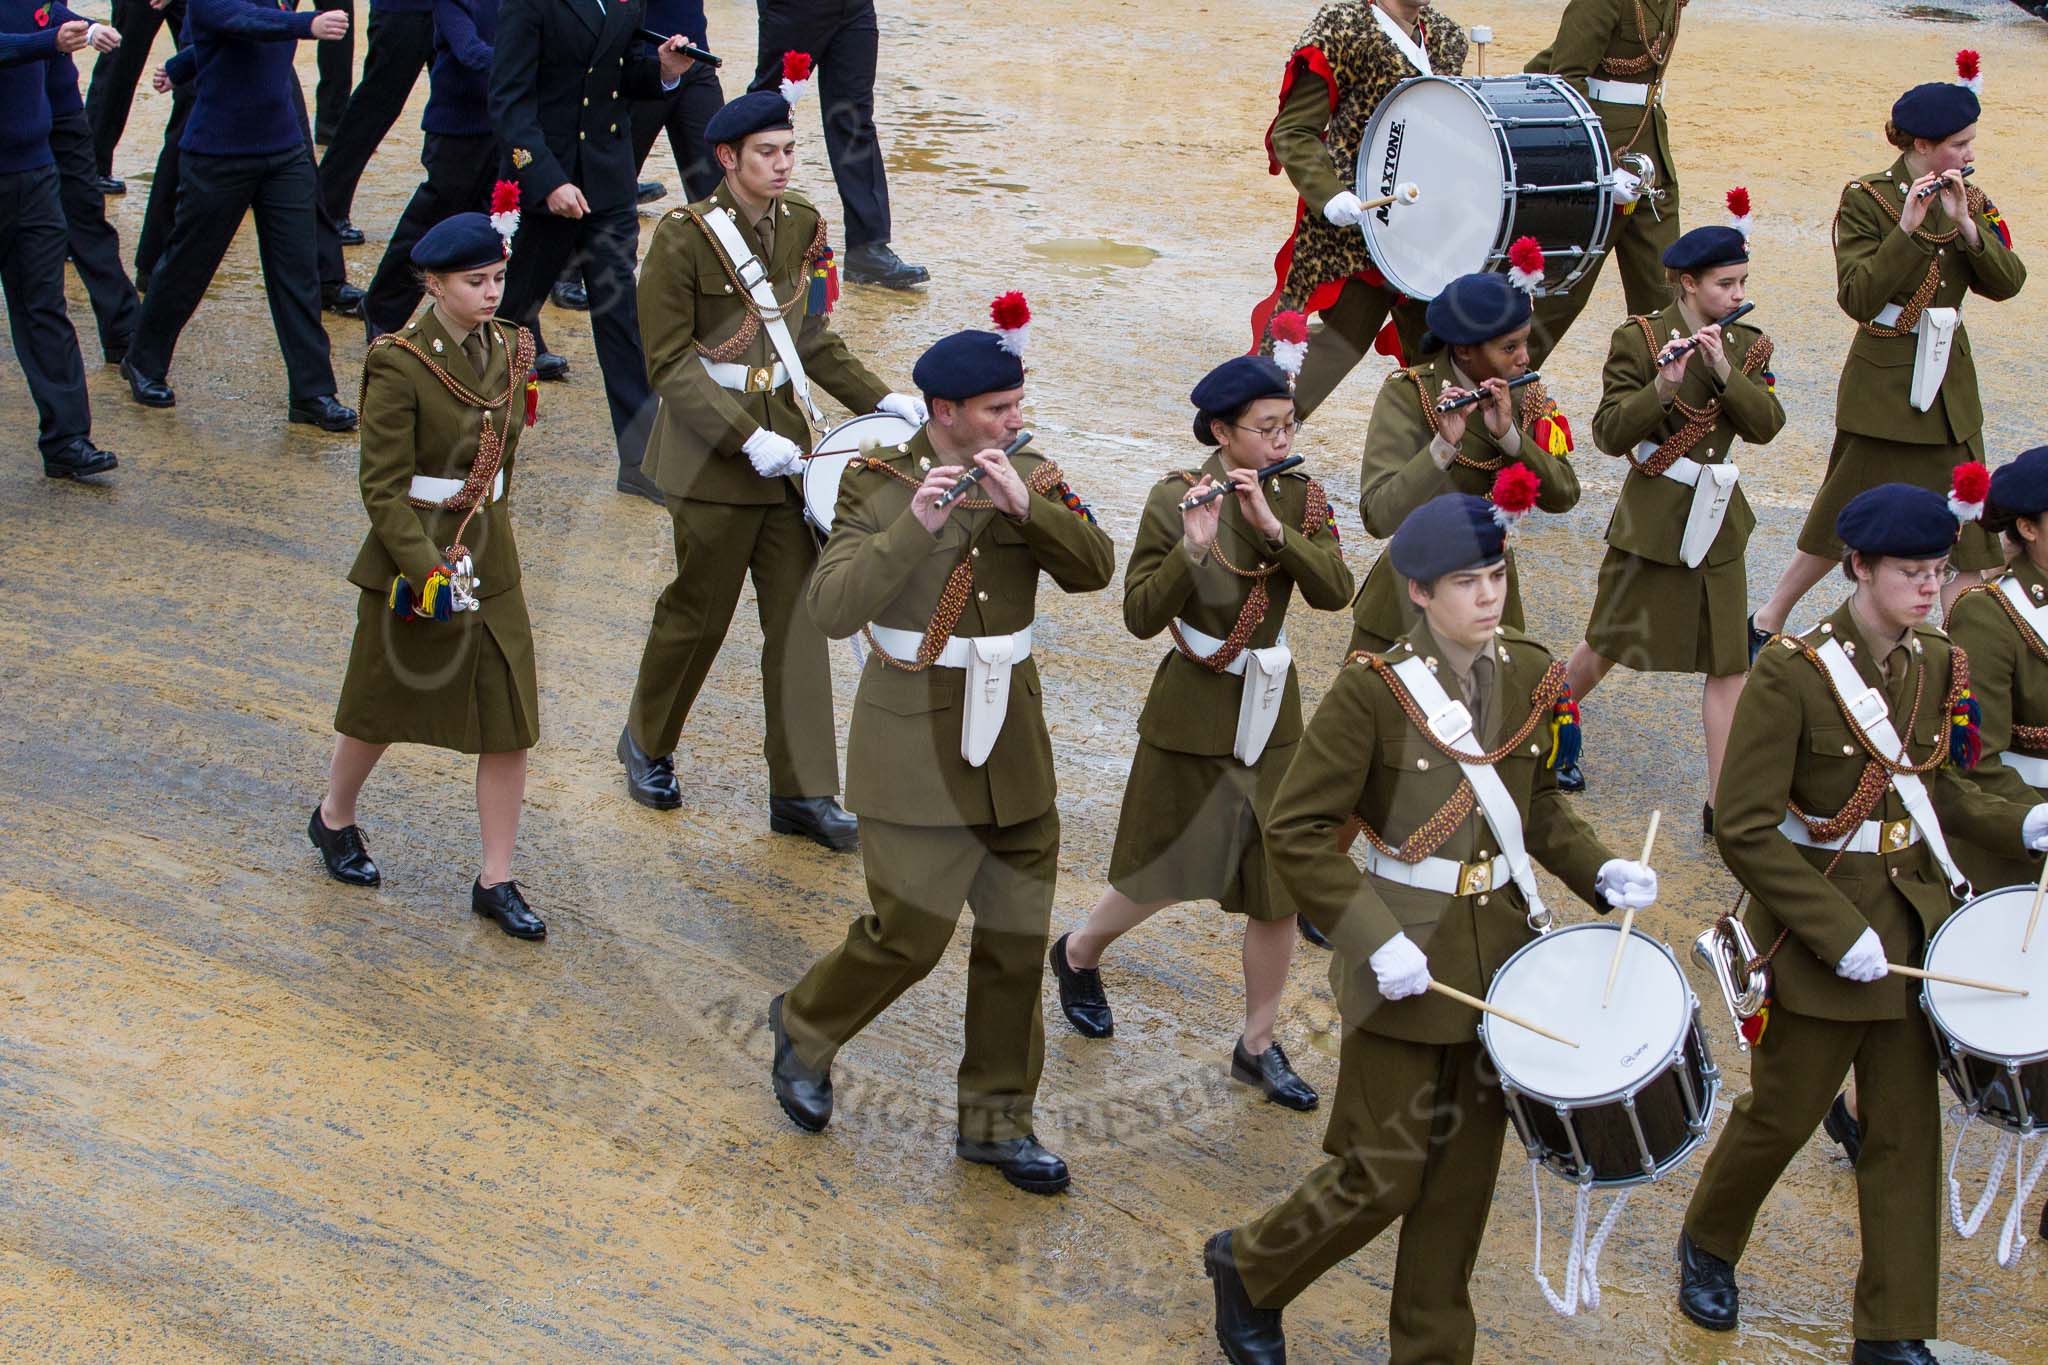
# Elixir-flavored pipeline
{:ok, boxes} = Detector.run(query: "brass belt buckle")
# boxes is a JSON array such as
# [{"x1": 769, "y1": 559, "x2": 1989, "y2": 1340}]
[
  {"x1": 1457, "y1": 859, "x2": 1495, "y2": 897},
  {"x1": 1881, "y1": 818, "x2": 1913, "y2": 852},
  {"x1": 748, "y1": 364, "x2": 775, "y2": 393}
]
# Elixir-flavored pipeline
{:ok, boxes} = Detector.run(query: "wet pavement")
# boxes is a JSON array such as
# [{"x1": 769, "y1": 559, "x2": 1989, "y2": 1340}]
[{"x1": 4, "y1": 0, "x2": 2048, "y2": 1359}]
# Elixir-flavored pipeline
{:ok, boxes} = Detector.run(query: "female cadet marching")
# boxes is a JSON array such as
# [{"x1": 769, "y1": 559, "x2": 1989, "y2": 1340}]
[
  {"x1": 1048, "y1": 347, "x2": 1353, "y2": 1112},
  {"x1": 1564, "y1": 199, "x2": 1785, "y2": 826},
  {"x1": 1753, "y1": 51, "x2": 2026, "y2": 641},
  {"x1": 307, "y1": 205, "x2": 548, "y2": 941}
]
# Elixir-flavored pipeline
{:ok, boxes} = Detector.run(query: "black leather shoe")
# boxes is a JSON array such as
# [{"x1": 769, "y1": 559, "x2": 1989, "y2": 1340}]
[
  {"x1": 43, "y1": 438, "x2": 118, "y2": 480},
  {"x1": 121, "y1": 357, "x2": 174, "y2": 407},
  {"x1": 1747, "y1": 612, "x2": 1771, "y2": 665},
  {"x1": 288, "y1": 395, "x2": 359, "y2": 431},
  {"x1": 841, "y1": 241, "x2": 929, "y2": 289},
  {"x1": 95, "y1": 174, "x2": 125, "y2": 195},
  {"x1": 1205, "y1": 1231, "x2": 1286, "y2": 1364},
  {"x1": 1297, "y1": 916, "x2": 1329, "y2": 949},
  {"x1": 1823, "y1": 1092, "x2": 1863, "y2": 1166},
  {"x1": 617, "y1": 725, "x2": 682, "y2": 809},
  {"x1": 955, "y1": 1133, "x2": 1069, "y2": 1194},
  {"x1": 336, "y1": 220, "x2": 365, "y2": 246},
  {"x1": 322, "y1": 282, "x2": 367, "y2": 317},
  {"x1": 770, "y1": 795, "x2": 858, "y2": 851},
  {"x1": 1851, "y1": 1342, "x2": 1937, "y2": 1365},
  {"x1": 1702, "y1": 802, "x2": 1715, "y2": 837},
  {"x1": 308, "y1": 806, "x2": 380, "y2": 887},
  {"x1": 616, "y1": 462, "x2": 664, "y2": 504},
  {"x1": 532, "y1": 351, "x2": 569, "y2": 381},
  {"x1": 1049, "y1": 932, "x2": 1113, "y2": 1038},
  {"x1": 769, "y1": 993, "x2": 832, "y2": 1131},
  {"x1": 1676, "y1": 1229, "x2": 1739, "y2": 1332},
  {"x1": 1231, "y1": 1038, "x2": 1319, "y2": 1112},
  {"x1": 1555, "y1": 761, "x2": 1586, "y2": 793},
  {"x1": 636, "y1": 179, "x2": 666, "y2": 204},
  {"x1": 550, "y1": 279, "x2": 590, "y2": 311},
  {"x1": 472, "y1": 878, "x2": 546, "y2": 939}
]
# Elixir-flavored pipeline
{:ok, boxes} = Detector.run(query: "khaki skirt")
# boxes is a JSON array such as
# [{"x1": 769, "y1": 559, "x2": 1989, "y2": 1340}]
[
  {"x1": 1585, "y1": 546, "x2": 1749, "y2": 677},
  {"x1": 1107, "y1": 740, "x2": 1297, "y2": 921},
  {"x1": 1796, "y1": 430, "x2": 1999, "y2": 570},
  {"x1": 334, "y1": 584, "x2": 539, "y2": 754}
]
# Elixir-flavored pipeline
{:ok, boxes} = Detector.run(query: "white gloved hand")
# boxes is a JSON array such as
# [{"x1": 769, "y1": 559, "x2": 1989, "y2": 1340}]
[
  {"x1": 1835, "y1": 927, "x2": 1889, "y2": 983},
  {"x1": 1610, "y1": 167, "x2": 1644, "y2": 206},
  {"x1": 877, "y1": 392, "x2": 928, "y2": 426},
  {"x1": 2024, "y1": 804, "x2": 2048, "y2": 852},
  {"x1": 1596, "y1": 858, "x2": 1659, "y2": 911},
  {"x1": 1323, "y1": 191, "x2": 1368, "y2": 228},
  {"x1": 743, "y1": 427, "x2": 804, "y2": 478},
  {"x1": 1369, "y1": 931, "x2": 1433, "y2": 1001}
]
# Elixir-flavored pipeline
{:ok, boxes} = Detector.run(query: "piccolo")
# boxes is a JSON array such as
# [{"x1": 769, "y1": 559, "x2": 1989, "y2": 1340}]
[
  {"x1": 1178, "y1": 455, "x2": 1306, "y2": 511},
  {"x1": 934, "y1": 430, "x2": 1035, "y2": 509},
  {"x1": 1436, "y1": 371, "x2": 1541, "y2": 414},
  {"x1": 1916, "y1": 163, "x2": 1974, "y2": 201},
  {"x1": 1654, "y1": 301, "x2": 1756, "y2": 366},
  {"x1": 637, "y1": 29, "x2": 722, "y2": 66}
]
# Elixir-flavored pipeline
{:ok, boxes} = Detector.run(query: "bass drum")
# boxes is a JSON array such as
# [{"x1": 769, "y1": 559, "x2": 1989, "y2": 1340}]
[
  {"x1": 1922, "y1": 885, "x2": 2048, "y2": 1134},
  {"x1": 801, "y1": 411, "x2": 921, "y2": 540},
  {"x1": 1353, "y1": 74, "x2": 1616, "y2": 301}
]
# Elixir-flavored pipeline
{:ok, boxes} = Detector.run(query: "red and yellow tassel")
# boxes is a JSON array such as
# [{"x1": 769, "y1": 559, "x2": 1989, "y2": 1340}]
[
  {"x1": 1544, "y1": 687, "x2": 1582, "y2": 771},
  {"x1": 1984, "y1": 205, "x2": 2012, "y2": 250},
  {"x1": 388, "y1": 565, "x2": 455, "y2": 623},
  {"x1": 1532, "y1": 404, "x2": 1573, "y2": 456},
  {"x1": 1950, "y1": 687, "x2": 1982, "y2": 769},
  {"x1": 809, "y1": 247, "x2": 840, "y2": 317},
  {"x1": 1740, "y1": 1000, "x2": 1770, "y2": 1047},
  {"x1": 525, "y1": 373, "x2": 539, "y2": 427}
]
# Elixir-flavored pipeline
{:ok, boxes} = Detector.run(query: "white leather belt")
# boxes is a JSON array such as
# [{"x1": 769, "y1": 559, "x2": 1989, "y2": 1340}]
[
  {"x1": 1872, "y1": 304, "x2": 1906, "y2": 327},
  {"x1": 867, "y1": 622, "x2": 1034, "y2": 767},
  {"x1": 1176, "y1": 620, "x2": 1292, "y2": 764},
  {"x1": 1365, "y1": 846, "x2": 1513, "y2": 898},
  {"x1": 700, "y1": 356, "x2": 790, "y2": 394},
  {"x1": 1586, "y1": 77, "x2": 1654, "y2": 106},
  {"x1": 866, "y1": 623, "x2": 1033, "y2": 670},
  {"x1": 1871, "y1": 303, "x2": 1961, "y2": 412},
  {"x1": 2001, "y1": 751, "x2": 2048, "y2": 787},
  {"x1": 1777, "y1": 810, "x2": 1921, "y2": 855},
  {"x1": 1173, "y1": 620, "x2": 1287, "y2": 677},
  {"x1": 409, "y1": 469, "x2": 504, "y2": 504},
  {"x1": 1636, "y1": 440, "x2": 1740, "y2": 569}
]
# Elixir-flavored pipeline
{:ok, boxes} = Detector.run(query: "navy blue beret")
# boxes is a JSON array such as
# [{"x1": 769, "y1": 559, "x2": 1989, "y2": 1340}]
[
  {"x1": 1390, "y1": 493, "x2": 1506, "y2": 582},
  {"x1": 704, "y1": 90, "x2": 793, "y2": 151},
  {"x1": 410, "y1": 212, "x2": 506, "y2": 272},
  {"x1": 1891, "y1": 82, "x2": 1980, "y2": 141},
  {"x1": 912, "y1": 330, "x2": 1026, "y2": 402},
  {"x1": 1421, "y1": 272, "x2": 1532, "y2": 353},
  {"x1": 1189, "y1": 355, "x2": 1293, "y2": 445},
  {"x1": 1990, "y1": 447, "x2": 2048, "y2": 519},
  {"x1": 1836, "y1": 482, "x2": 1958, "y2": 559},
  {"x1": 1662, "y1": 225, "x2": 1749, "y2": 273}
]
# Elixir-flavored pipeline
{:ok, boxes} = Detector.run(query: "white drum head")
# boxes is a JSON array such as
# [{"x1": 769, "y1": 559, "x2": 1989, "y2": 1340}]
[
  {"x1": 802, "y1": 411, "x2": 919, "y2": 535},
  {"x1": 1486, "y1": 923, "x2": 1691, "y2": 1102},
  {"x1": 1924, "y1": 887, "x2": 2048, "y2": 1063},
  {"x1": 1357, "y1": 78, "x2": 1505, "y2": 300}
]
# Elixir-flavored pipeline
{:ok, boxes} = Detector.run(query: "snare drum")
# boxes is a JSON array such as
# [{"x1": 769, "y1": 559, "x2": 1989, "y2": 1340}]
[
  {"x1": 1353, "y1": 75, "x2": 1617, "y2": 301},
  {"x1": 801, "y1": 411, "x2": 920, "y2": 539},
  {"x1": 1922, "y1": 886, "x2": 2048, "y2": 1134},
  {"x1": 1484, "y1": 922, "x2": 1720, "y2": 1186}
]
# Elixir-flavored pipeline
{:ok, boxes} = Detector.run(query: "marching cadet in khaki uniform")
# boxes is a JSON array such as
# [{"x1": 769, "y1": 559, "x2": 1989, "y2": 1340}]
[
  {"x1": 1753, "y1": 62, "x2": 2026, "y2": 643},
  {"x1": 621, "y1": 84, "x2": 922, "y2": 849},
  {"x1": 1350, "y1": 272, "x2": 1580, "y2": 656},
  {"x1": 768, "y1": 304, "x2": 1116, "y2": 1194},
  {"x1": 1048, "y1": 353, "x2": 1353, "y2": 1112},
  {"x1": 309, "y1": 211, "x2": 548, "y2": 941},
  {"x1": 1566, "y1": 215, "x2": 1785, "y2": 821},
  {"x1": 1678, "y1": 484, "x2": 2048, "y2": 1365},
  {"x1": 1524, "y1": 0, "x2": 1684, "y2": 361},
  {"x1": 1255, "y1": 0, "x2": 1469, "y2": 417},
  {"x1": 1203, "y1": 493, "x2": 1656, "y2": 1365}
]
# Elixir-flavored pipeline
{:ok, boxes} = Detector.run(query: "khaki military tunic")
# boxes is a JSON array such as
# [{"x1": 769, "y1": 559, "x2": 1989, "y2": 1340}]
[
  {"x1": 1686, "y1": 600, "x2": 2033, "y2": 1342},
  {"x1": 1348, "y1": 357, "x2": 1581, "y2": 652},
  {"x1": 1947, "y1": 561, "x2": 2048, "y2": 888},
  {"x1": 781, "y1": 428, "x2": 1115, "y2": 1141},
  {"x1": 1584, "y1": 308, "x2": 1784, "y2": 676},
  {"x1": 336, "y1": 308, "x2": 539, "y2": 755},
  {"x1": 1796, "y1": 159, "x2": 2026, "y2": 570},
  {"x1": 1106, "y1": 454, "x2": 1353, "y2": 919}
]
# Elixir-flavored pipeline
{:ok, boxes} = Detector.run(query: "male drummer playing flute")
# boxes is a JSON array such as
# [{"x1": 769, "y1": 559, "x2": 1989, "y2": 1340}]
[
  {"x1": 622, "y1": 77, "x2": 922, "y2": 847},
  {"x1": 1205, "y1": 492, "x2": 1656, "y2": 1365},
  {"x1": 1254, "y1": 0, "x2": 1469, "y2": 418},
  {"x1": 1679, "y1": 483, "x2": 2048, "y2": 1365}
]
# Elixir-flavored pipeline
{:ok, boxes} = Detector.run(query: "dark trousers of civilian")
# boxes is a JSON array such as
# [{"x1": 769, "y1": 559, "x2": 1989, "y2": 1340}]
[
  {"x1": 128, "y1": 147, "x2": 338, "y2": 401},
  {"x1": 316, "y1": 7, "x2": 434, "y2": 225},
  {"x1": 362, "y1": 131, "x2": 499, "y2": 336},
  {"x1": 634, "y1": 63, "x2": 723, "y2": 204},
  {"x1": 314, "y1": 0, "x2": 356, "y2": 143},
  {"x1": 0, "y1": 167, "x2": 94, "y2": 455},
  {"x1": 134, "y1": 84, "x2": 190, "y2": 285},
  {"x1": 752, "y1": 0, "x2": 890, "y2": 248},
  {"x1": 49, "y1": 110, "x2": 141, "y2": 357},
  {"x1": 82, "y1": 0, "x2": 187, "y2": 178}
]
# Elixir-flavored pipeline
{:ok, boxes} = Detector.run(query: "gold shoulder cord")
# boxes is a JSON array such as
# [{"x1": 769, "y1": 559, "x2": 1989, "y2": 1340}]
[
  {"x1": 1168, "y1": 479, "x2": 1335, "y2": 673},
  {"x1": 1626, "y1": 315, "x2": 1774, "y2": 478}
]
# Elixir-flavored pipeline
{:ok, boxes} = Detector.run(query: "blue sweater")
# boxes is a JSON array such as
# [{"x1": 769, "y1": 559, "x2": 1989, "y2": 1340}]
[
  {"x1": 642, "y1": 0, "x2": 704, "y2": 49},
  {"x1": 422, "y1": 0, "x2": 493, "y2": 136},
  {"x1": 0, "y1": 3, "x2": 58, "y2": 173},
  {"x1": 180, "y1": 0, "x2": 318, "y2": 157},
  {"x1": 41, "y1": 0, "x2": 82, "y2": 117},
  {"x1": 371, "y1": 0, "x2": 432, "y2": 15}
]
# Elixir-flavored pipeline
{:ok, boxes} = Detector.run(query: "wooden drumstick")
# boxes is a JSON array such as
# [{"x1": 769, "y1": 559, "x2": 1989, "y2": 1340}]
[
  {"x1": 1429, "y1": 981, "x2": 1580, "y2": 1048},
  {"x1": 2023, "y1": 856, "x2": 2048, "y2": 953},
  {"x1": 1887, "y1": 962, "x2": 2030, "y2": 998},
  {"x1": 1356, "y1": 183, "x2": 1422, "y2": 213},
  {"x1": 1603, "y1": 810, "x2": 1662, "y2": 1007}
]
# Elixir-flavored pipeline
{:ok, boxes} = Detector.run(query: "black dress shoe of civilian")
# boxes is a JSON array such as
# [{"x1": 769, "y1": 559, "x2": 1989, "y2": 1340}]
[
  {"x1": 769, "y1": 795, "x2": 858, "y2": 851},
  {"x1": 43, "y1": 438, "x2": 118, "y2": 480},
  {"x1": 1703, "y1": 802, "x2": 1715, "y2": 837},
  {"x1": 1232, "y1": 1038, "x2": 1319, "y2": 1112},
  {"x1": 1205, "y1": 1231, "x2": 1285, "y2": 1365},
  {"x1": 308, "y1": 806, "x2": 380, "y2": 886},
  {"x1": 616, "y1": 462, "x2": 664, "y2": 504},
  {"x1": 770, "y1": 994, "x2": 832, "y2": 1132},
  {"x1": 1823, "y1": 1092, "x2": 1863, "y2": 1166},
  {"x1": 1555, "y1": 760, "x2": 1586, "y2": 793},
  {"x1": 322, "y1": 282, "x2": 367, "y2": 317},
  {"x1": 1297, "y1": 916, "x2": 1329, "y2": 949},
  {"x1": 955, "y1": 1133, "x2": 1069, "y2": 1194},
  {"x1": 532, "y1": 351, "x2": 569, "y2": 381},
  {"x1": 121, "y1": 357, "x2": 174, "y2": 407},
  {"x1": 95, "y1": 174, "x2": 125, "y2": 195},
  {"x1": 636, "y1": 179, "x2": 666, "y2": 204},
  {"x1": 1049, "y1": 932, "x2": 1113, "y2": 1038},
  {"x1": 840, "y1": 241, "x2": 929, "y2": 289},
  {"x1": 1851, "y1": 1342, "x2": 1937, "y2": 1365},
  {"x1": 1748, "y1": 612, "x2": 1771, "y2": 665},
  {"x1": 472, "y1": 878, "x2": 546, "y2": 939},
  {"x1": 1676, "y1": 1229, "x2": 1739, "y2": 1331},
  {"x1": 336, "y1": 220, "x2": 365, "y2": 246},
  {"x1": 617, "y1": 726, "x2": 682, "y2": 809},
  {"x1": 550, "y1": 279, "x2": 590, "y2": 310},
  {"x1": 288, "y1": 395, "x2": 359, "y2": 431}
]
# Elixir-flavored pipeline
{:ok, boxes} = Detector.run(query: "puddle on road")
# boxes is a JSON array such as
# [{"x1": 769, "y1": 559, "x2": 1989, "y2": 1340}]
[
  {"x1": 887, "y1": 107, "x2": 1028, "y2": 197},
  {"x1": 1895, "y1": 3, "x2": 1983, "y2": 18},
  {"x1": 1022, "y1": 238, "x2": 1161, "y2": 276}
]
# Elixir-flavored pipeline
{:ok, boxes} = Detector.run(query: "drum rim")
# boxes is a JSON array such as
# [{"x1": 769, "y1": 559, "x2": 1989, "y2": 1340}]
[
  {"x1": 1921, "y1": 885, "x2": 2048, "y2": 1064},
  {"x1": 802, "y1": 410, "x2": 921, "y2": 533}
]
